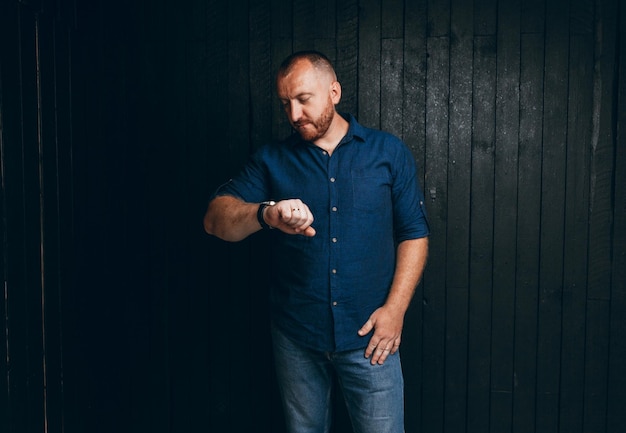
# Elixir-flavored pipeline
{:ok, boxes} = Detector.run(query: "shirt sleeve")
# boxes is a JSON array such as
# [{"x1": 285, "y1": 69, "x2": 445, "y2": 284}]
[
  {"x1": 391, "y1": 140, "x2": 430, "y2": 242},
  {"x1": 211, "y1": 147, "x2": 271, "y2": 204}
]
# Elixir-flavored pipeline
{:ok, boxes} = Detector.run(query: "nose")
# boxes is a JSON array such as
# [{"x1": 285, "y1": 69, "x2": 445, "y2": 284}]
[{"x1": 287, "y1": 101, "x2": 302, "y2": 123}]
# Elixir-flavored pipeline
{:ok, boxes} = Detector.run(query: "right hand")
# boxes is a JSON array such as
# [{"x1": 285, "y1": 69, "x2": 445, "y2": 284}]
[{"x1": 263, "y1": 199, "x2": 316, "y2": 237}]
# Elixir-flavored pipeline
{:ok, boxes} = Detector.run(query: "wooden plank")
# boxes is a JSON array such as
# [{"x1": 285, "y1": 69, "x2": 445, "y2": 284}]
[
  {"x1": 53, "y1": 17, "x2": 75, "y2": 433},
  {"x1": 63, "y1": 2, "x2": 94, "y2": 431},
  {"x1": 19, "y1": 8, "x2": 47, "y2": 433},
  {"x1": 357, "y1": 0, "x2": 381, "y2": 128},
  {"x1": 380, "y1": 38, "x2": 403, "y2": 138},
  {"x1": 382, "y1": 0, "x2": 404, "y2": 39},
  {"x1": 168, "y1": 0, "x2": 216, "y2": 431},
  {"x1": 474, "y1": 0, "x2": 497, "y2": 36},
  {"x1": 229, "y1": 3, "x2": 265, "y2": 431},
  {"x1": 583, "y1": 300, "x2": 610, "y2": 433},
  {"x1": 0, "y1": 3, "x2": 29, "y2": 432},
  {"x1": 490, "y1": 1, "x2": 520, "y2": 431},
  {"x1": 587, "y1": 0, "x2": 618, "y2": 302},
  {"x1": 270, "y1": 0, "x2": 293, "y2": 142},
  {"x1": 582, "y1": 1, "x2": 619, "y2": 430},
  {"x1": 314, "y1": 0, "x2": 335, "y2": 41},
  {"x1": 55, "y1": 0, "x2": 77, "y2": 28},
  {"x1": 292, "y1": 0, "x2": 315, "y2": 50},
  {"x1": 53, "y1": 18, "x2": 77, "y2": 432},
  {"x1": 521, "y1": 0, "x2": 545, "y2": 34},
  {"x1": 271, "y1": 0, "x2": 292, "y2": 41},
  {"x1": 249, "y1": 0, "x2": 274, "y2": 149},
  {"x1": 272, "y1": 43, "x2": 294, "y2": 144},
  {"x1": 444, "y1": 0, "x2": 472, "y2": 431},
  {"x1": 131, "y1": 0, "x2": 173, "y2": 430},
  {"x1": 229, "y1": 1, "x2": 268, "y2": 431},
  {"x1": 201, "y1": 1, "x2": 234, "y2": 431},
  {"x1": 535, "y1": 1, "x2": 569, "y2": 431},
  {"x1": 428, "y1": 0, "x2": 450, "y2": 37},
  {"x1": 87, "y1": 1, "x2": 138, "y2": 430},
  {"x1": 335, "y1": 0, "x2": 358, "y2": 116},
  {"x1": 380, "y1": 0, "x2": 404, "y2": 138},
  {"x1": 513, "y1": 31, "x2": 543, "y2": 433},
  {"x1": 467, "y1": 34, "x2": 496, "y2": 433},
  {"x1": 123, "y1": 2, "x2": 171, "y2": 432},
  {"x1": 422, "y1": 34, "x2": 449, "y2": 433},
  {"x1": 402, "y1": 0, "x2": 427, "y2": 160},
  {"x1": 82, "y1": 5, "x2": 131, "y2": 365},
  {"x1": 312, "y1": 0, "x2": 336, "y2": 58},
  {"x1": 37, "y1": 11, "x2": 64, "y2": 433},
  {"x1": 401, "y1": 2, "x2": 428, "y2": 430},
  {"x1": 560, "y1": 2, "x2": 595, "y2": 430},
  {"x1": 607, "y1": 3, "x2": 626, "y2": 430}
]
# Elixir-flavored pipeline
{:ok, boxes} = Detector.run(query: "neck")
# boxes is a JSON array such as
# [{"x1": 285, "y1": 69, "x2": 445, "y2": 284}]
[{"x1": 313, "y1": 114, "x2": 349, "y2": 156}]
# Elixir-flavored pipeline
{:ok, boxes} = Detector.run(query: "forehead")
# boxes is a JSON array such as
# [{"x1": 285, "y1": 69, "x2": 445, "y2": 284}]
[{"x1": 276, "y1": 59, "x2": 330, "y2": 97}]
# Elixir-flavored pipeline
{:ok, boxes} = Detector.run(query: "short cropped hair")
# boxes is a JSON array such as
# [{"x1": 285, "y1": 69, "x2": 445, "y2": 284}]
[{"x1": 277, "y1": 50, "x2": 337, "y2": 80}]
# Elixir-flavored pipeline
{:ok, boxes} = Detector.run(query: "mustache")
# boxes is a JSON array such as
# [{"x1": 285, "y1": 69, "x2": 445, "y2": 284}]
[{"x1": 293, "y1": 120, "x2": 311, "y2": 127}]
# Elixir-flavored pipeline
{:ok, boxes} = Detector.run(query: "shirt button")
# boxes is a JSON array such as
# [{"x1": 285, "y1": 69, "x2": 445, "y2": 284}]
[
  {"x1": 332, "y1": 269, "x2": 337, "y2": 274},
  {"x1": 332, "y1": 206, "x2": 338, "y2": 212},
  {"x1": 332, "y1": 237, "x2": 338, "y2": 243},
  {"x1": 330, "y1": 177, "x2": 336, "y2": 182},
  {"x1": 333, "y1": 301, "x2": 338, "y2": 306}
]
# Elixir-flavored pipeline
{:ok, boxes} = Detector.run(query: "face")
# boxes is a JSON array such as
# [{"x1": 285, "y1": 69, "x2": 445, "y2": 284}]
[{"x1": 276, "y1": 59, "x2": 341, "y2": 143}]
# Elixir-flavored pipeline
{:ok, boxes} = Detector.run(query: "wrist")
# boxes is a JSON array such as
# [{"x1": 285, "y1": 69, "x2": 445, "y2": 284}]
[{"x1": 257, "y1": 201, "x2": 276, "y2": 230}]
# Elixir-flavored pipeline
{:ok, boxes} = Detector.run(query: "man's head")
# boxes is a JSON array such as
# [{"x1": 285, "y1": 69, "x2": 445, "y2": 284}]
[{"x1": 276, "y1": 51, "x2": 342, "y2": 143}]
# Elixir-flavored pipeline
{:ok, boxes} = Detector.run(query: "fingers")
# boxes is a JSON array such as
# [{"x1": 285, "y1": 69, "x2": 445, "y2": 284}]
[
  {"x1": 270, "y1": 199, "x2": 315, "y2": 235},
  {"x1": 365, "y1": 340, "x2": 392, "y2": 365},
  {"x1": 281, "y1": 202, "x2": 310, "y2": 224},
  {"x1": 364, "y1": 336, "x2": 384, "y2": 361},
  {"x1": 366, "y1": 337, "x2": 401, "y2": 365}
]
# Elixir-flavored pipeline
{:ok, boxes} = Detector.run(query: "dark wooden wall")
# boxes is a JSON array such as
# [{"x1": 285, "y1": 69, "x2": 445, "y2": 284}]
[{"x1": 1, "y1": 0, "x2": 625, "y2": 432}]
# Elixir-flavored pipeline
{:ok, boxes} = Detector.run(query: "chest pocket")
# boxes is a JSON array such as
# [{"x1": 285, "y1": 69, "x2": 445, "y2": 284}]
[{"x1": 351, "y1": 169, "x2": 391, "y2": 212}]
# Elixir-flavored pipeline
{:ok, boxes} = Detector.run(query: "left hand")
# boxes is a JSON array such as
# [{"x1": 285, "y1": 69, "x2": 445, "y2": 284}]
[
  {"x1": 263, "y1": 199, "x2": 316, "y2": 236},
  {"x1": 358, "y1": 305, "x2": 404, "y2": 365}
]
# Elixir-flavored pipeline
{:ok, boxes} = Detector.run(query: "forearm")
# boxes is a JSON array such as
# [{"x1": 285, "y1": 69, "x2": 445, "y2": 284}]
[
  {"x1": 385, "y1": 237, "x2": 429, "y2": 314},
  {"x1": 203, "y1": 195, "x2": 261, "y2": 242},
  {"x1": 359, "y1": 236, "x2": 429, "y2": 364},
  {"x1": 204, "y1": 195, "x2": 317, "y2": 242}
]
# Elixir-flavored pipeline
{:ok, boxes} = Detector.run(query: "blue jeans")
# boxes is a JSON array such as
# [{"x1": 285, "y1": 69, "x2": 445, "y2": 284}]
[{"x1": 271, "y1": 325, "x2": 405, "y2": 433}]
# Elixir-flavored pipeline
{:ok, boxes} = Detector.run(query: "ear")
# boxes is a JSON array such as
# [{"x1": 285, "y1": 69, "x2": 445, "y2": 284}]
[{"x1": 330, "y1": 81, "x2": 342, "y2": 105}]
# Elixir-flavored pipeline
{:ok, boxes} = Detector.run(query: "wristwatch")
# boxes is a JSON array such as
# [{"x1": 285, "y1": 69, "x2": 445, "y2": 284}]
[{"x1": 257, "y1": 201, "x2": 276, "y2": 230}]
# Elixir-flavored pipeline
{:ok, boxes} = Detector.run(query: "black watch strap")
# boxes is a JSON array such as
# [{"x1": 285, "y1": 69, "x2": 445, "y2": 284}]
[{"x1": 257, "y1": 201, "x2": 276, "y2": 230}]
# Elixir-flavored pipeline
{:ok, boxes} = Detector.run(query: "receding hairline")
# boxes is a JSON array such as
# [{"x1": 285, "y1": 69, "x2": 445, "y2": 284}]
[{"x1": 277, "y1": 51, "x2": 337, "y2": 82}]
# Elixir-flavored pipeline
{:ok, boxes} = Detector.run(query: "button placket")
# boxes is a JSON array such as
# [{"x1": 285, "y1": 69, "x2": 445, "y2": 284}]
[{"x1": 328, "y1": 155, "x2": 339, "y2": 311}]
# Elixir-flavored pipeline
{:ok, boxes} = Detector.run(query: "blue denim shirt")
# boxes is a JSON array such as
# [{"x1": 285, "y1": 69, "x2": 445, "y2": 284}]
[{"x1": 216, "y1": 114, "x2": 429, "y2": 352}]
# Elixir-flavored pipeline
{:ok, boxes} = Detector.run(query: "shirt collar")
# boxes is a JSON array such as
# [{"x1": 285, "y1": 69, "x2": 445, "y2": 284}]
[{"x1": 339, "y1": 113, "x2": 367, "y2": 145}]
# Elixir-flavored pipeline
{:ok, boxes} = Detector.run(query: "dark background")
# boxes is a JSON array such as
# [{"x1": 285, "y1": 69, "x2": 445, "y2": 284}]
[{"x1": 1, "y1": 0, "x2": 625, "y2": 432}]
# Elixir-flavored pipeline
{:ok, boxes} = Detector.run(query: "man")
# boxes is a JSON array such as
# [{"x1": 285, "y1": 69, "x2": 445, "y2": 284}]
[{"x1": 204, "y1": 51, "x2": 429, "y2": 433}]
